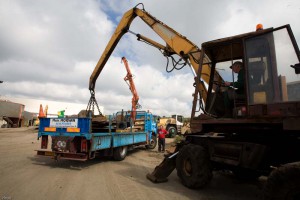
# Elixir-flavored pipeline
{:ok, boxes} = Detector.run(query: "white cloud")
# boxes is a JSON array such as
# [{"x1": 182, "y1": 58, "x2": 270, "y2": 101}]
[
  {"x1": 1, "y1": 81, "x2": 90, "y2": 103},
  {"x1": 89, "y1": 57, "x2": 195, "y2": 116},
  {"x1": 217, "y1": 0, "x2": 300, "y2": 37}
]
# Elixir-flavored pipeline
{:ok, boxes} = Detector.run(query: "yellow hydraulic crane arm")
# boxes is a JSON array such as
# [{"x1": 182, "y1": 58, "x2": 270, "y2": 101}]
[{"x1": 89, "y1": 5, "x2": 220, "y2": 102}]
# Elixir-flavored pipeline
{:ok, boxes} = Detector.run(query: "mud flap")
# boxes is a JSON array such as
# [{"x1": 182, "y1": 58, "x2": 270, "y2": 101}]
[{"x1": 146, "y1": 152, "x2": 178, "y2": 183}]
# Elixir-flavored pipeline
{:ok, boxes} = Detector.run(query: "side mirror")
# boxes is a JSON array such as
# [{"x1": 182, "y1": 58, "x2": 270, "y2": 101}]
[{"x1": 291, "y1": 63, "x2": 300, "y2": 74}]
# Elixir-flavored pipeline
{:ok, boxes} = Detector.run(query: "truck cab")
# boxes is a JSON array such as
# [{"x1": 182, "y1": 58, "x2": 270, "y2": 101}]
[
  {"x1": 170, "y1": 114, "x2": 184, "y2": 135},
  {"x1": 114, "y1": 110, "x2": 157, "y2": 135},
  {"x1": 157, "y1": 114, "x2": 184, "y2": 137}
]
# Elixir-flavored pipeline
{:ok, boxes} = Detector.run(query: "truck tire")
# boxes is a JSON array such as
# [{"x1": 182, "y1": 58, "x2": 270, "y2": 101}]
[
  {"x1": 146, "y1": 134, "x2": 157, "y2": 149},
  {"x1": 176, "y1": 144, "x2": 212, "y2": 189},
  {"x1": 113, "y1": 146, "x2": 128, "y2": 161},
  {"x1": 168, "y1": 126, "x2": 177, "y2": 138},
  {"x1": 263, "y1": 163, "x2": 300, "y2": 200}
]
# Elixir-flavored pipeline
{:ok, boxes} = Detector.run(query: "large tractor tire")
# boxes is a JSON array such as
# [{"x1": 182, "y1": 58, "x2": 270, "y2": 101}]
[
  {"x1": 176, "y1": 144, "x2": 212, "y2": 189},
  {"x1": 146, "y1": 134, "x2": 157, "y2": 149},
  {"x1": 168, "y1": 126, "x2": 177, "y2": 138},
  {"x1": 263, "y1": 163, "x2": 300, "y2": 200},
  {"x1": 113, "y1": 146, "x2": 128, "y2": 161}
]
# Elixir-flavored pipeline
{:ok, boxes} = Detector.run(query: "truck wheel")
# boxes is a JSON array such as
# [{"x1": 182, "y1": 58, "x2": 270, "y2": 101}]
[
  {"x1": 176, "y1": 144, "x2": 212, "y2": 189},
  {"x1": 263, "y1": 163, "x2": 300, "y2": 200},
  {"x1": 146, "y1": 134, "x2": 157, "y2": 149},
  {"x1": 113, "y1": 146, "x2": 128, "y2": 161},
  {"x1": 168, "y1": 127, "x2": 177, "y2": 138}
]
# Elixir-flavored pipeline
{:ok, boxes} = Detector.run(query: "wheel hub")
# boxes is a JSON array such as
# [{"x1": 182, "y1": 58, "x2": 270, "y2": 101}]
[{"x1": 183, "y1": 158, "x2": 192, "y2": 176}]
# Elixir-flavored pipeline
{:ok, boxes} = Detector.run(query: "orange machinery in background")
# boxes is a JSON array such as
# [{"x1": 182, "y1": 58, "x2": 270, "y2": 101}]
[{"x1": 121, "y1": 57, "x2": 141, "y2": 123}]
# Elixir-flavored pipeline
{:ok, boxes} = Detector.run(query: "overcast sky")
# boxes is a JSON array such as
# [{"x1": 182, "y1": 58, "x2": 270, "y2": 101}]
[{"x1": 0, "y1": 0, "x2": 299, "y2": 117}]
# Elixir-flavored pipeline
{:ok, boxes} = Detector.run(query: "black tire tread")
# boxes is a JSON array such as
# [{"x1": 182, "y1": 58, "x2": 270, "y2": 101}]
[
  {"x1": 113, "y1": 146, "x2": 128, "y2": 161},
  {"x1": 176, "y1": 144, "x2": 212, "y2": 189},
  {"x1": 168, "y1": 126, "x2": 177, "y2": 138},
  {"x1": 146, "y1": 134, "x2": 157, "y2": 149}
]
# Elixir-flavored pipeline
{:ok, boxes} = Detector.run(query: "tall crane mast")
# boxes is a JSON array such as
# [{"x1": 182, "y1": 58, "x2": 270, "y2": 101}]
[{"x1": 121, "y1": 57, "x2": 141, "y2": 122}]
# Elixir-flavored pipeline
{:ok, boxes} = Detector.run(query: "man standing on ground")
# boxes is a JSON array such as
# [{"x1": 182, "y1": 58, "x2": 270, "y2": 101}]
[{"x1": 158, "y1": 125, "x2": 168, "y2": 152}]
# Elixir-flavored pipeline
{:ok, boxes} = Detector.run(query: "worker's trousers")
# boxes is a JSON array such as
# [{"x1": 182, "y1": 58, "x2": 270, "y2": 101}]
[{"x1": 158, "y1": 138, "x2": 165, "y2": 152}]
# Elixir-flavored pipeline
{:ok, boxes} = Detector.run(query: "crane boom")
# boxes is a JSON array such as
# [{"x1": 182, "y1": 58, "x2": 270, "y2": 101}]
[
  {"x1": 89, "y1": 4, "x2": 223, "y2": 105},
  {"x1": 122, "y1": 57, "x2": 140, "y2": 122}
]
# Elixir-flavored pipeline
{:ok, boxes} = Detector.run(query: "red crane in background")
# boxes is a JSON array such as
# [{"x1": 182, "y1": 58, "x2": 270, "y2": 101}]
[{"x1": 121, "y1": 57, "x2": 141, "y2": 123}]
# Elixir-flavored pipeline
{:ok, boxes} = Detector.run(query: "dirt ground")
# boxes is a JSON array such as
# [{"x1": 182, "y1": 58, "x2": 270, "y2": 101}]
[{"x1": 0, "y1": 127, "x2": 265, "y2": 200}]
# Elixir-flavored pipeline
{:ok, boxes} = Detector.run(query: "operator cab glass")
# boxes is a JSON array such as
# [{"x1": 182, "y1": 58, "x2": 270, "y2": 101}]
[
  {"x1": 196, "y1": 25, "x2": 300, "y2": 118},
  {"x1": 245, "y1": 26, "x2": 300, "y2": 104}
]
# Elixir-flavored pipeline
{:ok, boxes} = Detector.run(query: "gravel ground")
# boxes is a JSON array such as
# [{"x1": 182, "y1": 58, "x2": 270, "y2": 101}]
[{"x1": 0, "y1": 127, "x2": 265, "y2": 200}]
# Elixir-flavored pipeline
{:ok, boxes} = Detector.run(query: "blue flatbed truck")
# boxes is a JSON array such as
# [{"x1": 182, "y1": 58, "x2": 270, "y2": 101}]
[{"x1": 36, "y1": 111, "x2": 157, "y2": 161}]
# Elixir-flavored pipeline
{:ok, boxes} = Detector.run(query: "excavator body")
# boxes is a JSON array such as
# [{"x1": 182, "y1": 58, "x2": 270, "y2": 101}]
[{"x1": 148, "y1": 24, "x2": 300, "y2": 198}]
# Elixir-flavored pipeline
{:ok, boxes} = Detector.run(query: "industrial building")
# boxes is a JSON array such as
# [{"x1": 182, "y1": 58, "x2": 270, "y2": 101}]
[{"x1": 0, "y1": 100, "x2": 37, "y2": 128}]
